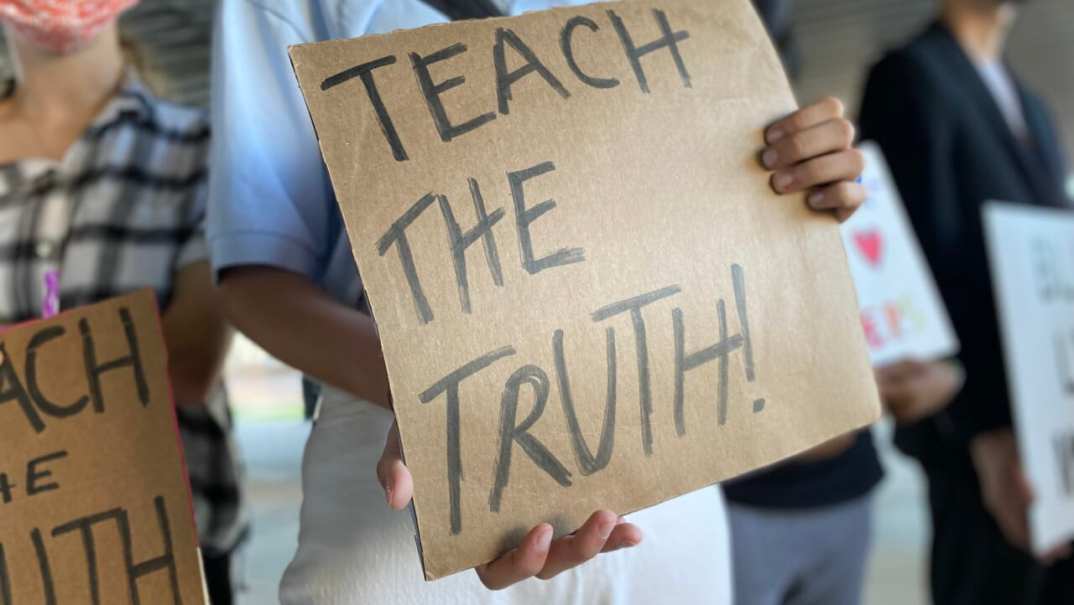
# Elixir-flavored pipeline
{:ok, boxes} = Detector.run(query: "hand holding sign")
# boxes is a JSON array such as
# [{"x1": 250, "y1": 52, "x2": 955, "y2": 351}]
[
  {"x1": 370, "y1": 94, "x2": 869, "y2": 588},
  {"x1": 290, "y1": 0, "x2": 881, "y2": 579},
  {"x1": 875, "y1": 360, "x2": 964, "y2": 425},
  {"x1": 0, "y1": 291, "x2": 205, "y2": 604},
  {"x1": 983, "y1": 202, "x2": 1074, "y2": 557},
  {"x1": 377, "y1": 417, "x2": 644, "y2": 588},
  {"x1": 760, "y1": 96, "x2": 867, "y2": 221},
  {"x1": 971, "y1": 429, "x2": 1071, "y2": 562}
]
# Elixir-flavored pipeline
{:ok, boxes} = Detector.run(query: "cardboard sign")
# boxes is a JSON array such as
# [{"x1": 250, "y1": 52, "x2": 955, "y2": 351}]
[
  {"x1": 0, "y1": 291, "x2": 206, "y2": 604},
  {"x1": 290, "y1": 0, "x2": 881, "y2": 579},
  {"x1": 984, "y1": 202, "x2": 1074, "y2": 555},
  {"x1": 841, "y1": 143, "x2": 959, "y2": 366}
]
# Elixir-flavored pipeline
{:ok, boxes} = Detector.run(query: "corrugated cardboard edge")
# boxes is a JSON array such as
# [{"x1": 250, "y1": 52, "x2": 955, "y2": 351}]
[
  {"x1": 287, "y1": 0, "x2": 883, "y2": 580},
  {"x1": 0, "y1": 289, "x2": 209, "y2": 601},
  {"x1": 288, "y1": 34, "x2": 442, "y2": 584},
  {"x1": 144, "y1": 288, "x2": 209, "y2": 602}
]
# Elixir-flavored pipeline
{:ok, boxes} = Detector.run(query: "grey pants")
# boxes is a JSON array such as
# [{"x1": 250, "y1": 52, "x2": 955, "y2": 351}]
[{"x1": 728, "y1": 496, "x2": 874, "y2": 605}]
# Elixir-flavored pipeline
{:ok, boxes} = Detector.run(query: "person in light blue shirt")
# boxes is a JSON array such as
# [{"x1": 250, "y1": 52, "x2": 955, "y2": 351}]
[{"x1": 208, "y1": 1, "x2": 868, "y2": 602}]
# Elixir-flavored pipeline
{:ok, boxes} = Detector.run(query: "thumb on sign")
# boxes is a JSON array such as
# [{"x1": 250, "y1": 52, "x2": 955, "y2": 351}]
[{"x1": 375, "y1": 419, "x2": 643, "y2": 590}]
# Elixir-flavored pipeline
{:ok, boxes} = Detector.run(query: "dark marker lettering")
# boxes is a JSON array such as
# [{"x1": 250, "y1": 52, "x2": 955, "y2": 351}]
[
  {"x1": 489, "y1": 365, "x2": 572, "y2": 513},
  {"x1": 321, "y1": 55, "x2": 409, "y2": 161},
  {"x1": 508, "y1": 161, "x2": 585, "y2": 274},
  {"x1": 673, "y1": 301, "x2": 745, "y2": 434},
  {"x1": 420, "y1": 346, "x2": 517, "y2": 535},
  {"x1": 560, "y1": 16, "x2": 620, "y2": 89},
  {"x1": 1055, "y1": 330, "x2": 1074, "y2": 395},
  {"x1": 410, "y1": 43, "x2": 496, "y2": 142},
  {"x1": 437, "y1": 185, "x2": 506, "y2": 314},
  {"x1": 0, "y1": 342, "x2": 45, "y2": 433},
  {"x1": 591, "y1": 286, "x2": 682, "y2": 322},
  {"x1": 1031, "y1": 239, "x2": 1054, "y2": 301},
  {"x1": 0, "y1": 474, "x2": 12, "y2": 505},
  {"x1": 80, "y1": 308, "x2": 149, "y2": 413},
  {"x1": 592, "y1": 285, "x2": 681, "y2": 455},
  {"x1": 714, "y1": 301, "x2": 733, "y2": 425},
  {"x1": 31, "y1": 528, "x2": 56, "y2": 605},
  {"x1": 608, "y1": 9, "x2": 692, "y2": 93},
  {"x1": 553, "y1": 328, "x2": 617, "y2": 475},
  {"x1": 377, "y1": 193, "x2": 438, "y2": 323},
  {"x1": 494, "y1": 27, "x2": 570, "y2": 115},
  {"x1": 27, "y1": 451, "x2": 68, "y2": 496},
  {"x1": 732, "y1": 264, "x2": 757, "y2": 382},
  {"x1": 52, "y1": 498, "x2": 181, "y2": 605},
  {"x1": 1055, "y1": 432, "x2": 1074, "y2": 496},
  {"x1": 120, "y1": 497, "x2": 181, "y2": 605},
  {"x1": 53, "y1": 510, "x2": 110, "y2": 605},
  {"x1": 470, "y1": 178, "x2": 506, "y2": 288},
  {"x1": 28, "y1": 327, "x2": 90, "y2": 418}
]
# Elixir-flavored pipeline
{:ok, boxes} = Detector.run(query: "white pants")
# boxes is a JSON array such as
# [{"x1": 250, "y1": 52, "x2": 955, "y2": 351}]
[{"x1": 280, "y1": 386, "x2": 733, "y2": 604}]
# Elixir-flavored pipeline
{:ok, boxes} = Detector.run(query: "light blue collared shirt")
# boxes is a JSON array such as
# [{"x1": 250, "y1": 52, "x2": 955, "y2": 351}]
[{"x1": 208, "y1": 0, "x2": 586, "y2": 305}]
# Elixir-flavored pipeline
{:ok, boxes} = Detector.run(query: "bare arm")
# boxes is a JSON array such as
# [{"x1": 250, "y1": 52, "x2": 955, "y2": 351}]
[
  {"x1": 210, "y1": 97, "x2": 869, "y2": 590},
  {"x1": 216, "y1": 265, "x2": 391, "y2": 408},
  {"x1": 163, "y1": 261, "x2": 234, "y2": 408},
  {"x1": 215, "y1": 264, "x2": 640, "y2": 587}
]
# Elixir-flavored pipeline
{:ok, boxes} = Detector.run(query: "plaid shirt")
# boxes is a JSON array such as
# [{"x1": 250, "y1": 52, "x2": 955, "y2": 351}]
[{"x1": 0, "y1": 75, "x2": 247, "y2": 555}]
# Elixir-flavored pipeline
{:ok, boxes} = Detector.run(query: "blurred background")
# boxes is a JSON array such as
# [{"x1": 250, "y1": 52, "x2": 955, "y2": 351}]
[{"x1": 3, "y1": 1, "x2": 1071, "y2": 603}]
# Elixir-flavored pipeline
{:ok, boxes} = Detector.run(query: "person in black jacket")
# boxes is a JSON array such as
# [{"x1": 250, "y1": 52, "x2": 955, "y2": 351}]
[
  {"x1": 859, "y1": 0, "x2": 1073, "y2": 603},
  {"x1": 722, "y1": 6, "x2": 965, "y2": 605}
]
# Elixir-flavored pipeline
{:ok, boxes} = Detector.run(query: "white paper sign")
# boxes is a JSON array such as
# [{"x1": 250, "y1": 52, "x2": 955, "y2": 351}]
[
  {"x1": 984, "y1": 201, "x2": 1074, "y2": 555},
  {"x1": 841, "y1": 142, "x2": 959, "y2": 366}
]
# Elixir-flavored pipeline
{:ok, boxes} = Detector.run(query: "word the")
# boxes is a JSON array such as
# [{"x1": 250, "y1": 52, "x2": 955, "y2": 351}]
[
  {"x1": 0, "y1": 451, "x2": 67, "y2": 505},
  {"x1": 378, "y1": 160, "x2": 584, "y2": 324},
  {"x1": 420, "y1": 265, "x2": 764, "y2": 535},
  {"x1": 321, "y1": 9, "x2": 692, "y2": 161}
]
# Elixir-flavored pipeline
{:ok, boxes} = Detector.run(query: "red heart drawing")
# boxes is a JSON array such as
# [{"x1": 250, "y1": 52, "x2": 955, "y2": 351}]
[{"x1": 854, "y1": 230, "x2": 883, "y2": 268}]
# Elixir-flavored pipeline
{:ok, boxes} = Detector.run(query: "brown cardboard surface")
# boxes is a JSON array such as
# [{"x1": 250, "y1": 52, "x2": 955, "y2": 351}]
[
  {"x1": 0, "y1": 291, "x2": 206, "y2": 603},
  {"x1": 290, "y1": 0, "x2": 881, "y2": 580}
]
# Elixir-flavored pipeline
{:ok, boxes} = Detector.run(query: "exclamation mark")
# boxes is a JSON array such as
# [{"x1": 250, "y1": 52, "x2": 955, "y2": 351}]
[{"x1": 731, "y1": 264, "x2": 765, "y2": 413}]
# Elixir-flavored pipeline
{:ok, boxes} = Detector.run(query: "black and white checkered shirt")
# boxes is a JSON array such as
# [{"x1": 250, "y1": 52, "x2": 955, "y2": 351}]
[{"x1": 0, "y1": 74, "x2": 247, "y2": 556}]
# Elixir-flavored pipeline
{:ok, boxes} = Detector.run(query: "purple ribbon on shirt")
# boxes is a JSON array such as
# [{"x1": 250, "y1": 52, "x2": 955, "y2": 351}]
[{"x1": 42, "y1": 270, "x2": 60, "y2": 319}]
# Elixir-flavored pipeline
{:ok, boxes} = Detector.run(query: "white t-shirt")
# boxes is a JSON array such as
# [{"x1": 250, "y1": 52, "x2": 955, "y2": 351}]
[{"x1": 207, "y1": 2, "x2": 733, "y2": 604}]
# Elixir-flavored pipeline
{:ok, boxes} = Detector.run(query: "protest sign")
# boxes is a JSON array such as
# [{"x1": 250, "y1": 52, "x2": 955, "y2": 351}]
[
  {"x1": 984, "y1": 202, "x2": 1074, "y2": 555},
  {"x1": 841, "y1": 143, "x2": 959, "y2": 366},
  {"x1": 0, "y1": 291, "x2": 206, "y2": 604},
  {"x1": 290, "y1": 0, "x2": 881, "y2": 579}
]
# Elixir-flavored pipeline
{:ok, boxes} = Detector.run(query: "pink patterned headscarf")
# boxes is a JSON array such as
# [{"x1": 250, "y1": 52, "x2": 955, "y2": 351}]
[{"x1": 0, "y1": 0, "x2": 139, "y2": 54}]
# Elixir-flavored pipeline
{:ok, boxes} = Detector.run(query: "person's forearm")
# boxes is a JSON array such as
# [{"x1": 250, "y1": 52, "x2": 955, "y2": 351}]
[
  {"x1": 217, "y1": 265, "x2": 391, "y2": 408},
  {"x1": 166, "y1": 331, "x2": 232, "y2": 407},
  {"x1": 163, "y1": 262, "x2": 234, "y2": 408}
]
